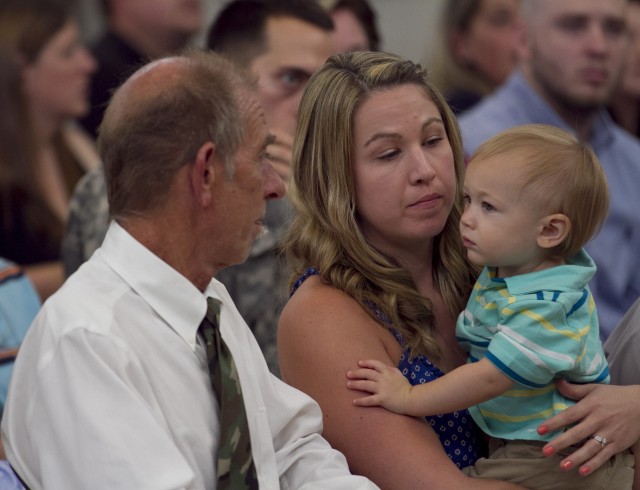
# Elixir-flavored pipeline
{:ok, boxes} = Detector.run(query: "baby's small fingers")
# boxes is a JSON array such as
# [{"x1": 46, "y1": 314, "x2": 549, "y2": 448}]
[
  {"x1": 346, "y1": 368, "x2": 379, "y2": 381},
  {"x1": 357, "y1": 359, "x2": 385, "y2": 370},
  {"x1": 347, "y1": 379, "x2": 378, "y2": 393},
  {"x1": 352, "y1": 395, "x2": 381, "y2": 407}
]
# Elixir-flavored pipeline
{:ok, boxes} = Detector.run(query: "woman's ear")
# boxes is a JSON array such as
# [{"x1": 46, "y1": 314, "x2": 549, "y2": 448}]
[
  {"x1": 190, "y1": 142, "x2": 216, "y2": 207},
  {"x1": 537, "y1": 213, "x2": 571, "y2": 249}
]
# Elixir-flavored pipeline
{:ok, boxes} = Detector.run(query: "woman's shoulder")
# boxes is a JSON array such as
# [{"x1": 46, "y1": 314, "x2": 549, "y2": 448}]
[
  {"x1": 279, "y1": 273, "x2": 400, "y2": 377},
  {"x1": 282, "y1": 273, "x2": 378, "y2": 335}
]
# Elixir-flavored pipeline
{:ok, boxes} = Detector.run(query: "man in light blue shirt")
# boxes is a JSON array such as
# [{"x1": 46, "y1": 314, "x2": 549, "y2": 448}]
[{"x1": 459, "y1": 0, "x2": 640, "y2": 338}]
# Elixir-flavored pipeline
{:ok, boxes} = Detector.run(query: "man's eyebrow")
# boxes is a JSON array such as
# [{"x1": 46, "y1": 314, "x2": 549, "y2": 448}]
[{"x1": 278, "y1": 67, "x2": 313, "y2": 78}]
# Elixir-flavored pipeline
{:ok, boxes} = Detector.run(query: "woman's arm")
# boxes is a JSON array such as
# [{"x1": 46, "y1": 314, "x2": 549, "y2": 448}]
[
  {"x1": 538, "y1": 380, "x2": 640, "y2": 476},
  {"x1": 278, "y1": 277, "x2": 522, "y2": 490}
]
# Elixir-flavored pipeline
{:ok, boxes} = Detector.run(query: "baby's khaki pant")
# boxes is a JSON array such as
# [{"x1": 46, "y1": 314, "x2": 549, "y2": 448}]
[{"x1": 462, "y1": 438, "x2": 634, "y2": 489}]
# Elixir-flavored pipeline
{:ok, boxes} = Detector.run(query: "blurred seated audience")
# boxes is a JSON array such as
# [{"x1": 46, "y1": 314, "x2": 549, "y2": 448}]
[
  {"x1": 608, "y1": 0, "x2": 640, "y2": 137},
  {"x1": 0, "y1": 0, "x2": 99, "y2": 300},
  {"x1": 429, "y1": 0, "x2": 522, "y2": 115},
  {"x1": 79, "y1": 0, "x2": 203, "y2": 137},
  {"x1": 329, "y1": 0, "x2": 381, "y2": 52}
]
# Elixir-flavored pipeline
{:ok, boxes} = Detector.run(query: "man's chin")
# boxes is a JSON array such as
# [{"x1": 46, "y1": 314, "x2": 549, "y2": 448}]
[{"x1": 571, "y1": 88, "x2": 617, "y2": 109}]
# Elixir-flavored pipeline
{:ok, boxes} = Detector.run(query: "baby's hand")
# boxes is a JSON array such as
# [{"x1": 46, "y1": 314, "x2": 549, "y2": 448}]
[{"x1": 346, "y1": 359, "x2": 412, "y2": 414}]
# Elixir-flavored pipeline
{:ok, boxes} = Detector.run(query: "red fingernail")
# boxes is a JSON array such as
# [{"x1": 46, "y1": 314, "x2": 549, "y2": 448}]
[
  {"x1": 537, "y1": 425, "x2": 549, "y2": 435},
  {"x1": 543, "y1": 446, "x2": 555, "y2": 457},
  {"x1": 579, "y1": 466, "x2": 590, "y2": 476},
  {"x1": 561, "y1": 461, "x2": 573, "y2": 471}
]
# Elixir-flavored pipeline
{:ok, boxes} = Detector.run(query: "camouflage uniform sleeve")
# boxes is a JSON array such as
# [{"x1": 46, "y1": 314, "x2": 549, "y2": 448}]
[{"x1": 62, "y1": 167, "x2": 111, "y2": 278}]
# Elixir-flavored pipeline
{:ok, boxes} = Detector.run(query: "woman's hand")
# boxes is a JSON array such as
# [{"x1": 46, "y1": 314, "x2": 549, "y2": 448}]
[{"x1": 538, "y1": 380, "x2": 640, "y2": 476}]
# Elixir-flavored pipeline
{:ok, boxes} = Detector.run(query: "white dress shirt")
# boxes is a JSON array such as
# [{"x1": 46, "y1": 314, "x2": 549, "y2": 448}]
[{"x1": 2, "y1": 222, "x2": 378, "y2": 490}]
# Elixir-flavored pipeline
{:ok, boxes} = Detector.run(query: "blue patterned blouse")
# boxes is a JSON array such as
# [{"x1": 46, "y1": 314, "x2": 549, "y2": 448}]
[{"x1": 291, "y1": 267, "x2": 481, "y2": 468}]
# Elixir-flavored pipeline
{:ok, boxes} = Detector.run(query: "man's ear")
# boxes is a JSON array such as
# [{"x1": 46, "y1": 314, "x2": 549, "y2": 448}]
[
  {"x1": 450, "y1": 30, "x2": 472, "y2": 64},
  {"x1": 537, "y1": 213, "x2": 571, "y2": 249},
  {"x1": 190, "y1": 142, "x2": 217, "y2": 206},
  {"x1": 514, "y1": 18, "x2": 529, "y2": 62}
]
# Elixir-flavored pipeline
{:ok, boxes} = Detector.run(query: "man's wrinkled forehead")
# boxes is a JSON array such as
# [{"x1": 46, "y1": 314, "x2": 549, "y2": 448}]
[
  {"x1": 261, "y1": 15, "x2": 332, "y2": 62},
  {"x1": 528, "y1": 0, "x2": 627, "y2": 24}
]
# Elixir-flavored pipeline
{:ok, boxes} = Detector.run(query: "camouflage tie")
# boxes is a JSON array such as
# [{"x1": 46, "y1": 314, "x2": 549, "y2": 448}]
[{"x1": 199, "y1": 297, "x2": 259, "y2": 489}]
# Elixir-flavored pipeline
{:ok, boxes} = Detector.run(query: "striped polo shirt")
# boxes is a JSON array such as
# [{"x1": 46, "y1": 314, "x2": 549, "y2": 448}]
[{"x1": 456, "y1": 249, "x2": 609, "y2": 441}]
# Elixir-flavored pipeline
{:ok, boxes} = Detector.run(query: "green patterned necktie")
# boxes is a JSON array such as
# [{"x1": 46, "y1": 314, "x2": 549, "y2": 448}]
[{"x1": 199, "y1": 297, "x2": 259, "y2": 489}]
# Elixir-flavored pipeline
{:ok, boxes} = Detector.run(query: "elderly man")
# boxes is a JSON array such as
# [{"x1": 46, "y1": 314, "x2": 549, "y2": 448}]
[
  {"x1": 2, "y1": 51, "x2": 377, "y2": 489},
  {"x1": 459, "y1": 0, "x2": 640, "y2": 340},
  {"x1": 63, "y1": 0, "x2": 334, "y2": 376}
]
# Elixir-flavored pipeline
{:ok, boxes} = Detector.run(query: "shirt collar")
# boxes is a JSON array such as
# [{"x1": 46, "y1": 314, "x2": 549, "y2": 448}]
[
  {"x1": 483, "y1": 249, "x2": 596, "y2": 296},
  {"x1": 98, "y1": 221, "x2": 211, "y2": 350},
  {"x1": 508, "y1": 71, "x2": 615, "y2": 149}
]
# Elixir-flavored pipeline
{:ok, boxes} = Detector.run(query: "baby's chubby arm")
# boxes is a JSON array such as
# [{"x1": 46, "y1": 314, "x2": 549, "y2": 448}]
[{"x1": 347, "y1": 358, "x2": 513, "y2": 416}]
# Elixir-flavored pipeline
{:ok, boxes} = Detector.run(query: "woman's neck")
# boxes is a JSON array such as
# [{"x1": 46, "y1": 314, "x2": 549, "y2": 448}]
[
  {"x1": 27, "y1": 104, "x2": 73, "y2": 220},
  {"x1": 34, "y1": 145, "x2": 69, "y2": 223},
  {"x1": 394, "y1": 243, "x2": 435, "y2": 293}
]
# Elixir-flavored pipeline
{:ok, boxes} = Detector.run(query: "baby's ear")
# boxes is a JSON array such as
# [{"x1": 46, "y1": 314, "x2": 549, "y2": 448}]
[{"x1": 537, "y1": 214, "x2": 571, "y2": 249}]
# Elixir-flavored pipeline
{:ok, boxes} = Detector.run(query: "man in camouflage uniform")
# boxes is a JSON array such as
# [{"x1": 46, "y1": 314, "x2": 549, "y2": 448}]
[{"x1": 61, "y1": 169, "x2": 109, "y2": 276}]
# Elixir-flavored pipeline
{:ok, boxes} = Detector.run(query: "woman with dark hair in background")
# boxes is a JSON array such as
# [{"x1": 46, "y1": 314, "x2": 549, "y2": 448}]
[
  {"x1": 0, "y1": 0, "x2": 98, "y2": 299},
  {"x1": 429, "y1": 0, "x2": 522, "y2": 114}
]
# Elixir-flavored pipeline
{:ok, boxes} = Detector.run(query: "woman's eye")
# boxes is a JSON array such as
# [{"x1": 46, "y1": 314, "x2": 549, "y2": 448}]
[
  {"x1": 424, "y1": 136, "x2": 443, "y2": 147},
  {"x1": 378, "y1": 149, "x2": 399, "y2": 160}
]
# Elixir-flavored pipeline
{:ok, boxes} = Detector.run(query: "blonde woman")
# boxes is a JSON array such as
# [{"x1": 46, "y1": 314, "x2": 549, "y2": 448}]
[{"x1": 278, "y1": 51, "x2": 640, "y2": 489}]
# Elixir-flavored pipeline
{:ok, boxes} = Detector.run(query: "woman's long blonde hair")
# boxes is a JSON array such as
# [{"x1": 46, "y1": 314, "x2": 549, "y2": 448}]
[{"x1": 283, "y1": 51, "x2": 475, "y2": 360}]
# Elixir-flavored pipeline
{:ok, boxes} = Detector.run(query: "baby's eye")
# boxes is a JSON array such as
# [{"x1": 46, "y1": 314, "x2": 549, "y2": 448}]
[{"x1": 481, "y1": 201, "x2": 495, "y2": 212}]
